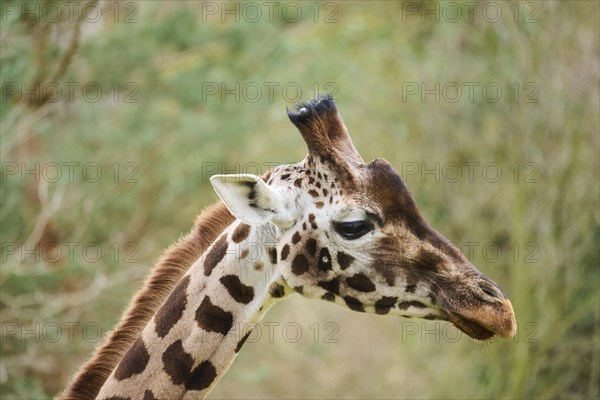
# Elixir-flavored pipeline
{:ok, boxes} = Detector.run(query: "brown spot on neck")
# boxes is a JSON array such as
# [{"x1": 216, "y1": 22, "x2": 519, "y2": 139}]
[
  {"x1": 154, "y1": 275, "x2": 190, "y2": 338},
  {"x1": 162, "y1": 340, "x2": 194, "y2": 385},
  {"x1": 281, "y1": 244, "x2": 290, "y2": 261},
  {"x1": 220, "y1": 275, "x2": 255, "y2": 304},
  {"x1": 232, "y1": 223, "x2": 251, "y2": 243},
  {"x1": 204, "y1": 235, "x2": 229, "y2": 276},
  {"x1": 195, "y1": 296, "x2": 233, "y2": 335},
  {"x1": 291, "y1": 231, "x2": 302, "y2": 244},
  {"x1": 185, "y1": 360, "x2": 217, "y2": 391},
  {"x1": 114, "y1": 338, "x2": 150, "y2": 381},
  {"x1": 268, "y1": 247, "x2": 277, "y2": 264},
  {"x1": 241, "y1": 248, "x2": 250, "y2": 259}
]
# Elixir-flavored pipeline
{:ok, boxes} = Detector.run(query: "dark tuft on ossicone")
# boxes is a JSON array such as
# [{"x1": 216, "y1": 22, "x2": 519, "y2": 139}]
[{"x1": 286, "y1": 94, "x2": 336, "y2": 128}]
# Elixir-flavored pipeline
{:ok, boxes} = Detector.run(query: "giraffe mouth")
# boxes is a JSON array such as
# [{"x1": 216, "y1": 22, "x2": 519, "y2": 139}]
[{"x1": 445, "y1": 312, "x2": 496, "y2": 340}]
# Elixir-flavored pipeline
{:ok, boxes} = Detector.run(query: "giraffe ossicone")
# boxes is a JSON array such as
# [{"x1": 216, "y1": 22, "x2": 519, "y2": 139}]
[{"x1": 61, "y1": 94, "x2": 516, "y2": 400}]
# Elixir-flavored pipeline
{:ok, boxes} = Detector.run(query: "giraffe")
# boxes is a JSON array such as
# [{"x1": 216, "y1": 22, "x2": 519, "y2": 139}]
[{"x1": 60, "y1": 95, "x2": 516, "y2": 400}]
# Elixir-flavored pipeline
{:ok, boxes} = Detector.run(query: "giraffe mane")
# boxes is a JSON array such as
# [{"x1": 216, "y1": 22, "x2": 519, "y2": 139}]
[{"x1": 59, "y1": 202, "x2": 235, "y2": 400}]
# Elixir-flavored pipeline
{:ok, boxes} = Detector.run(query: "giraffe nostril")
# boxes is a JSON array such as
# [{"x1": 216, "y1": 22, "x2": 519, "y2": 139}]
[
  {"x1": 477, "y1": 281, "x2": 506, "y2": 302},
  {"x1": 482, "y1": 286, "x2": 497, "y2": 297}
]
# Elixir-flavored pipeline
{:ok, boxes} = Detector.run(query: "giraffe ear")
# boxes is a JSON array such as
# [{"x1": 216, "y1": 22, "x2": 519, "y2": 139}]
[{"x1": 210, "y1": 174, "x2": 297, "y2": 228}]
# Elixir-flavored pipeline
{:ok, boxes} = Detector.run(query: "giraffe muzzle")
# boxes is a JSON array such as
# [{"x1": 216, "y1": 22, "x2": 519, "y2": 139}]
[
  {"x1": 440, "y1": 279, "x2": 517, "y2": 340},
  {"x1": 445, "y1": 299, "x2": 516, "y2": 340}
]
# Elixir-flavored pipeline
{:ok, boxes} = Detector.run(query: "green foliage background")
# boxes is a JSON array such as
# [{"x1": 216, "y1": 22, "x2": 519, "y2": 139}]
[{"x1": 1, "y1": 1, "x2": 598, "y2": 399}]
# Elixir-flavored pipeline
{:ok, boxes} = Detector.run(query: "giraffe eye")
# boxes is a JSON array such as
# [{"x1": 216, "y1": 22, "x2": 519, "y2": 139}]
[{"x1": 333, "y1": 220, "x2": 374, "y2": 240}]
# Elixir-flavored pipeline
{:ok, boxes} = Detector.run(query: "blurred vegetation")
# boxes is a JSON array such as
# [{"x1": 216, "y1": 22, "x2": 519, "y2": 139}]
[{"x1": 1, "y1": 1, "x2": 598, "y2": 399}]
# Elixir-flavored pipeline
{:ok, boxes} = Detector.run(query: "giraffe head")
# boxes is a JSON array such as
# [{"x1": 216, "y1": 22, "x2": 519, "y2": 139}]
[{"x1": 211, "y1": 95, "x2": 516, "y2": 340}]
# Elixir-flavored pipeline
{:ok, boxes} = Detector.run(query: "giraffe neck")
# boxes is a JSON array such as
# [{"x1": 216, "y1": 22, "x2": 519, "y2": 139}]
[{"x1": 96, "y1": 220, "x2": 290, "y2": 400}]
